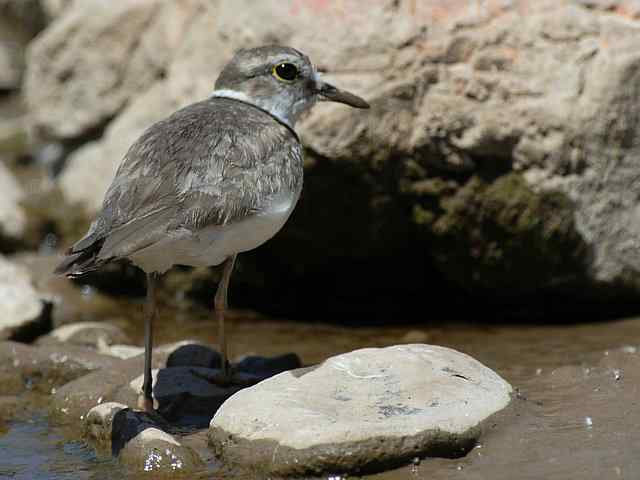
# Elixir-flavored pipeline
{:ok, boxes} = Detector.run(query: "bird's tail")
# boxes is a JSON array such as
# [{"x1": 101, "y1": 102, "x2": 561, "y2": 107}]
[{"x1": 54, "y1": 237, "x2": 106, "y2": 278}]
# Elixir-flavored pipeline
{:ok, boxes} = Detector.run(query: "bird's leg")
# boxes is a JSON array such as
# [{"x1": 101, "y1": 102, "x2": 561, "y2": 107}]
[
  {"x1": 215, "y1": 255, "x2": 237, "y2": 381},
  {"x1": 138, "y1": 272, "x2": 159, "y2": 413}
]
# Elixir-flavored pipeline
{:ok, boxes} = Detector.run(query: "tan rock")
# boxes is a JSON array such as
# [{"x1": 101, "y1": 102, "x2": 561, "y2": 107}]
[{"x1": 209, "y1": 344, "x2": 512, "y2": 476}]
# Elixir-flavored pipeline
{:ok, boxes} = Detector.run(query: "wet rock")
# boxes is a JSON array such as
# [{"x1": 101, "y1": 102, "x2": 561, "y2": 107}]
[
  {"x1": 0, "y1": 340, "x2": 121, "y2": 394},
  {"x1": 84, "y1": 401, "x2": 129, "y2": 447},
  {"x1": 0, "y1": 255, "x2": 49, "y2": 341},
  {"x1": 118, "y1": 424, "x2": 205, "y2": 475},
  {"x1": 85, "y1": 402, "x2": 204, "y2": 474},
  {"x1": 37, "y1": 321, "x2": 131, "y2": 348},
  {"x1": 209, "y1": 344, "x2": 512, "y2": 476}
]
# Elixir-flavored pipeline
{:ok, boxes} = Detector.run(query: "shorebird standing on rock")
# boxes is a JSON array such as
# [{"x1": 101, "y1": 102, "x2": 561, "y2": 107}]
[{"x1": 55, "y1": 46, "x2": 369, "y2": 413}]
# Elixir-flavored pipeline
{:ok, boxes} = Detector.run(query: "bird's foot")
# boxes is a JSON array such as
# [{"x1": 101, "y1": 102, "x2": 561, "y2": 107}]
[{"x1": 137, "y1": 393, "x2": 156, "y2": 414}]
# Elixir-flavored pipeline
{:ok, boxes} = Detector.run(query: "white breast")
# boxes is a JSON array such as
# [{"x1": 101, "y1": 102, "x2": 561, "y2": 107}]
[{"x1": 129, "y1": 190, "x2": 300, "y2": 273}]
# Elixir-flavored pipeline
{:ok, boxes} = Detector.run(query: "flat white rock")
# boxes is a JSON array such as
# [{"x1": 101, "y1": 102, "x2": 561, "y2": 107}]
[{"x1": 209, "y1": 344, "x2": 512, "y2": 475}]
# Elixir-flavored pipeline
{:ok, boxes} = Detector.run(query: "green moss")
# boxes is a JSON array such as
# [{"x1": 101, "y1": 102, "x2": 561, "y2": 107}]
[{"x1": 415, "y1": 173, "x2": 588, "y2": 294}]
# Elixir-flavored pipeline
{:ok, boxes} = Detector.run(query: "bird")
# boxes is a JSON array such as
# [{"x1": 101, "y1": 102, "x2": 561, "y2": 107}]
[{"x1": 54, "y1": 45, "x2": 369, "y2": 413}]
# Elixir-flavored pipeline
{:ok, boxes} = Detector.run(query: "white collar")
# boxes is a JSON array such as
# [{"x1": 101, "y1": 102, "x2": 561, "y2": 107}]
[{"x1": 210, "y1": 89, "x2": 293, "y2": 129}]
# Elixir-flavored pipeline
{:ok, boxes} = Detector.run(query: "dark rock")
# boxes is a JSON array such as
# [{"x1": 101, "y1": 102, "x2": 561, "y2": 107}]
[
  {"x1": 166, "y1": 343, "x2": 221, "y2": 369},
  {"x1": 235, "y1": 352, "x2": 302, "y2": 377},
  {"x1": 115, "y1": 366, "x2": 263, "y2": 427}
]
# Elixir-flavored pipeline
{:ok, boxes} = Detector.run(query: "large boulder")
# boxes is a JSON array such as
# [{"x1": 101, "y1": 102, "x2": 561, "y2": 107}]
[
  {"x1": 23, "y1": 0, "x2": 640, "y2": 312},
  {"x1": 209, "y1": 344, "x2": 512, "y2": 476}
]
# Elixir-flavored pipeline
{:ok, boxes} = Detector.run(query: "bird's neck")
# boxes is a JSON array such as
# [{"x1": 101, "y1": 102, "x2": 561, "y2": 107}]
[{"x1": 211, "y1": 89, "x2": 296, "y2": 130}]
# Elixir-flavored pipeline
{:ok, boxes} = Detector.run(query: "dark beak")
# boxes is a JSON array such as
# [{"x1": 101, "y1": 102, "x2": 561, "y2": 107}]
[{"x1": 317, "y1": 81, "x2": 370, "y2": 109}]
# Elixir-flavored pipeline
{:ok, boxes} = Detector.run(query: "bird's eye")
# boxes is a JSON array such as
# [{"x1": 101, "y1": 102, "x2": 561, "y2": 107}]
[{"x1": 273, "y1": 63, "x2": 299, "y2": 82}]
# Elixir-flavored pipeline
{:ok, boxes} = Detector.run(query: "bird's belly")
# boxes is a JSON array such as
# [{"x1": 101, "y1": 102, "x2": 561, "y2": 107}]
[{"x1": 173, "y1": 189, "x2": 299, "y2": 268}]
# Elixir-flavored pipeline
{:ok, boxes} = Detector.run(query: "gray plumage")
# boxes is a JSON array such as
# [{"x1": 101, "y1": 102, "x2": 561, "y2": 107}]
[{"x1": 56, "y1": 97, "x2": 302, "y2": 276}]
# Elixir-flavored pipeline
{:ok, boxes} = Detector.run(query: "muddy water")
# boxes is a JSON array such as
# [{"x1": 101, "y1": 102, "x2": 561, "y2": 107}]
[{"x1": 2, "y1": 301, "x2": 640, "y2": 479}]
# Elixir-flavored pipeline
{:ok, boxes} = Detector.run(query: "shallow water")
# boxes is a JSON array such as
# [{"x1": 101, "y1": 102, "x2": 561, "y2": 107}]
[
  {"x1": 2, "y1": 308, "x2": 640, "y2": 478},
  {"x1": 0, "y1": 414, "x2": 122, "y2": 479}
]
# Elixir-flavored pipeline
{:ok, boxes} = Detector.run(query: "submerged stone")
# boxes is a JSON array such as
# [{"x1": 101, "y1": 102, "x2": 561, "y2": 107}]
[
  {"x1": 209, "y1": 344, "x2": 512, "y2": 476},
  {"x1": 84, "y1": 402, "x2": 204, "y2": 475}
]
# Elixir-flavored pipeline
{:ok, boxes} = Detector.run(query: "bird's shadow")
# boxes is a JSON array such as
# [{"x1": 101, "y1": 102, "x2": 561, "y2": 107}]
[{"x1": 109, "y1": 346, "x2": 302, "y2": 456}]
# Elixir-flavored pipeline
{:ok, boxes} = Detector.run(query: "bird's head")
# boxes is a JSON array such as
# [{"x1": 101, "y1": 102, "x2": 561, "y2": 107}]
[{"x1": 212, "y1": 45, "x2": 369, "y2": 128}]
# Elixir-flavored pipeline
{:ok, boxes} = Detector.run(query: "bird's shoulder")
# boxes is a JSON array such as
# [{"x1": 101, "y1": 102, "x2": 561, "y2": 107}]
[{"x1": 119, "y1": 97, "x2": 299, "y2": 175}]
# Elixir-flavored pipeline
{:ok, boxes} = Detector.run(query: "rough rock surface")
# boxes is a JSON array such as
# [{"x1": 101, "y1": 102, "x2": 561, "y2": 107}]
[
  {"x1": 209, "y1": 344, "x2": 512, "y2": 476},
  {"x1": 0, "y1": 255, "x2": 48, "y2": 340},
  {"x1": 23, "y1": 0, "x2": 640, "y2": 308}
]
